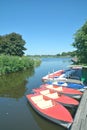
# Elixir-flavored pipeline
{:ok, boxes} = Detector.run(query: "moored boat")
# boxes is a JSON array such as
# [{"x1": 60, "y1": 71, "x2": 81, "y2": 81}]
[
  {"x1": 42, "y1": 70, "x2": 64, "y2": 82},
  {"x1": 26, "y1": 93, "x2": 73, "y2": 128},
  {"x1": 47, "y1": 81, "x2": 87, "y2": 92},
  {"x1": 42, "y1": 67, "x2": 82, "y2": 83},
  {"x1": 40, "y1": 84, "x2": 83, "y2": 99},
  {"x1": 33, "y1": 88, "x2": 79, "y2": 107}
]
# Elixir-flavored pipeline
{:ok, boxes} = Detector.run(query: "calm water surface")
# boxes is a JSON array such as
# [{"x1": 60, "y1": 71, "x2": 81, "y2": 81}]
[{"x1": 0, "y1": 57, "x2": 75, "y2": 130}]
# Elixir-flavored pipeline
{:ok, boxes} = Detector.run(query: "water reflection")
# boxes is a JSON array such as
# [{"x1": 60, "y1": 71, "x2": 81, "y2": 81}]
[
  {"x1": 0, "y1": 68, "x2": 35, "y2": 98},
  {"x1": 27, "y1": 102, "x2": 67, "y2": 130},
  {"x1": 0, "y1": 57, "x2": 74, "y2": 130}
]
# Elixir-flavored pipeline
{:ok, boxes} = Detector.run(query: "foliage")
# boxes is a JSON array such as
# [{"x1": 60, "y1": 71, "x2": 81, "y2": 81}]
[
  {"x1": 59, "y1": 51, "x2": 74, "y2": 56},
  {"x1": 33, "y1": 58, "x2": 41, "y2": 67},
  {"x1": 0, "y1": 55, "x2": 35, "y2": 75},
  {"x1": 72, "y1": 21, "x2": 87, "y2": 64},
  {"x1": 0, "y1": 32, "x2": 26, "y2": 56}
]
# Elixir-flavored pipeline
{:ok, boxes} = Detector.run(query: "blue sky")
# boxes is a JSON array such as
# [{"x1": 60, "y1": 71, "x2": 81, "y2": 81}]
[{"x1": 0, "y1": 0, "x2": 87, "y2": 55}]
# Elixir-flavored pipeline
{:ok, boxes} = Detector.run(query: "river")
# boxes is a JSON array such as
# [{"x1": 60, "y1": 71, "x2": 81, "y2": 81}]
[{"x1": 0, "y1": 57, "x2": 75, "y2": 130}]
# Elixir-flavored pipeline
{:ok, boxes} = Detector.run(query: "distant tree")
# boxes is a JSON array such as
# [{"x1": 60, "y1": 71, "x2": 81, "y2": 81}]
[
  {"x1": 56, "y1": 53, "x2": 61, "y2": 56},
  {"x1": 61, "y1": 52, "x2": 69, "y2": 56},
  {"x1": 56, "y1": 51, "x2": 75, "y2": 57},
  {"x1": 72, "y1": 21, "x2": 87, "y2": 63},
  {"x1": 0, "y1": 32, "x2": 26, "y2": 56}
]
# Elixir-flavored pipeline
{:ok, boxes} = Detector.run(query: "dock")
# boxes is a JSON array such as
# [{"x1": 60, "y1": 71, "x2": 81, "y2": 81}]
[{"x1": 71, "y1": 89, "x2": 87, "y2": 130}]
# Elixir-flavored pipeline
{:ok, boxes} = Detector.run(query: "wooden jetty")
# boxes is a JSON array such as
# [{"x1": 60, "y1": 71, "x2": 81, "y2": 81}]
[{"x1": 71, "y1": 89, "x2": 87, "y2": 130}]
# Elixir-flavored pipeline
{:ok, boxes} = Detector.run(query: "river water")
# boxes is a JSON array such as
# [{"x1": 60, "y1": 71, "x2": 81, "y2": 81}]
[{"x1": 0, "y1": 57, "x2": 75, "y2": 130}]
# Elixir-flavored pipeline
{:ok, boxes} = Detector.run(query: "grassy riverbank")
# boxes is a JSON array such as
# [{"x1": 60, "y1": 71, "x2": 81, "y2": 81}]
[{"x1": 0, "y1": 55, "x2": 41, "y2": 75}]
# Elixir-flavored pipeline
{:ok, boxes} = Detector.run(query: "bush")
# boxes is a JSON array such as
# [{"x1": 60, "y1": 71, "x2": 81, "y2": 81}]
[{"x1": 0, "y1": 55, "x2": 35, "y2": 75}]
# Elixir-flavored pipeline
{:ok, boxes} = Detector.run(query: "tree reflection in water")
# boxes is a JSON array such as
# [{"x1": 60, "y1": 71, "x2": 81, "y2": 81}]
[{"x1": 0, "y1": 68, "x2": 35, "y2": 99}]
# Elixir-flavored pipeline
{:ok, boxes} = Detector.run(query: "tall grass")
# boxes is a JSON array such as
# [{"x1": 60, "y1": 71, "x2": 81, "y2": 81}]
[{"x1": 0, "y1": 55, "x2": 41, "y2": 75}]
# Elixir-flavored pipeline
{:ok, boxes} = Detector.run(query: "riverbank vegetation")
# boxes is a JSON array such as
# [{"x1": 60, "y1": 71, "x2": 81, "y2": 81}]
[
  {"x1": 0, "y1": 55, "x2": 41, "y2": 75},
  {"x1": 0, "y1": 33, "x2": 41, "y2": 75}
]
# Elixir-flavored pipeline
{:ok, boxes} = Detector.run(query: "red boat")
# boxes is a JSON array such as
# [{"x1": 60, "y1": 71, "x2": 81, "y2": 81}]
[
  {"x1": 33, "y1": 88, "x2": 79, "y2": 107},
  {"x1": 26, "y1": 93, "x2": 73, "y2": 128},
  {"x1": 40, "y1": 84, "x2": 83, "y2": 99},
  {"x1": 42, "y1": 70, "x2": 64, "y2": 82}
]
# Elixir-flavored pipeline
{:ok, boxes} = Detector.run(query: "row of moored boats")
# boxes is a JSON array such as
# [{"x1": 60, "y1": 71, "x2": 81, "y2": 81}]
[{"x1": 26, "y1": 67, "x2": 87, "y2": 129}]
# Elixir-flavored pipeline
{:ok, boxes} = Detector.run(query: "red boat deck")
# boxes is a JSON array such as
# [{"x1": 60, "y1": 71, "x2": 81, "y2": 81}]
[{"x1": 26, "y1": 93, "x2": 73, "y2": 128}]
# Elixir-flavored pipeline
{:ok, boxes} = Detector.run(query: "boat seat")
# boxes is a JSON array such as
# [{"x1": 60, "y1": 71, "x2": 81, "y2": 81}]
[
  {"x1": 37, "y1": 100, "x2": 53, "y2": 109},
  {"x1": 31, "y1": 95, "x2": 43, "y2": 104},
  {"x1": 46, "y1": 92, "x2": 59, "y2": 99},
  {"x1": 53, "y1": 81, "x2": 58, "y2": 85},
  {"x1": 40, "y1": 89, "x2": 50, "y2": 95},
  {"x1": 46, "y1": 85, "x2": 53, "y2": 89},
  {"x1": 46, "y1": 85, "x2": 63, "y2": 91},
  {"x1": 54, "y1": 87, "x2": 63, "y2": 91}
]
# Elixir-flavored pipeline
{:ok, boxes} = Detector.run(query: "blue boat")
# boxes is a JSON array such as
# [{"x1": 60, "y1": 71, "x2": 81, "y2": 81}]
[{"x1": 47, "y1": 80, "x2": 87, "y2": 92}]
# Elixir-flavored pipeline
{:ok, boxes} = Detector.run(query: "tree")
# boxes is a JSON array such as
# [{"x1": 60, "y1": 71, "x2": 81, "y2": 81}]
[
  {"x1": 0, "y1": 32, "x2": 26, "y2": 56},
  {"x1": 72, "y1": 21, "x2": 87, "y2": 64}
]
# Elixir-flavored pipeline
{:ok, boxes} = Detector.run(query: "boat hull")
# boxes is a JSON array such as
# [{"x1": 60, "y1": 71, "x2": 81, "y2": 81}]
[
  {"x1": 40, "y1": 84, "x2": 83, "y2": 99},
  {"x1": 52, "y1": 81, "x2": 86, "y2": 92},
  {"x1": 42, "y1": 70, "x2": 64, "y2": 82},
  {"x1": 29, "y1": 100, "x2": 71, "y2": 128},
  {"x1": 26, "y1": 94, "x2": 73, "y2": 128},
  {"x1": 33, "y1": 89, "x2": 79, "y2": 107}
]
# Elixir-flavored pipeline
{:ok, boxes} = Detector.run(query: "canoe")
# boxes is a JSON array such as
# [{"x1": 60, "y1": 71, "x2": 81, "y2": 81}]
[
  {"x1": 40, "y1": 84, "x2": 83, "y2": 99},
  {"x1": 26, "y1": 93, "x2": 73, "y2": 128},
  {"x1": 33, "y1": 88, "x2": 79, "y2": 107},
  {"x1": 47, "y1": 81, "x2": 87, "y2": 92}
]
